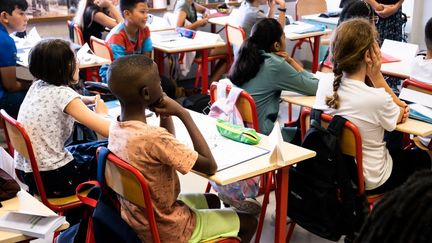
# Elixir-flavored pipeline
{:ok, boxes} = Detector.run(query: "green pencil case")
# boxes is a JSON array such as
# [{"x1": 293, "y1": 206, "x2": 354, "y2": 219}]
[{"x1": 215, "y1": 119, "x2": 261, "y2": 145}]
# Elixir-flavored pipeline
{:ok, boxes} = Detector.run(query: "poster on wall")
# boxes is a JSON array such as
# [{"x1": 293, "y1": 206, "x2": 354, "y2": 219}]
[{"x1": 26, "y1": 0, "x2": 74, "y2": 17}]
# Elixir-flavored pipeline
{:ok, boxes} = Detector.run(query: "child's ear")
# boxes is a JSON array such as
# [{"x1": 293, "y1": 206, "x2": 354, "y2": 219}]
[
  {"x1": 364, "y1": 49, "x2": 372, "y2": 65},
  {"x1": 0, "y1": 12, "x2": 9, "y2": 23},
  {"x1": 140, "y1": 86, "x2": 151, "y2": 101},
  {"x1": 272, "y1": 42, "x2": 281, "y2": 52}
]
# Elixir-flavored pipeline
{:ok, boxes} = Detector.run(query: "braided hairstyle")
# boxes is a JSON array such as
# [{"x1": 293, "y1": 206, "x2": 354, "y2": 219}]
[
  {"x1": 228, "y1": 18, "x2": 283, "y2": 86},
  {"x1": 325, "y1": 18, "x2": 376, "y2": 109},
  {"x1": 355, "y1": 170, "x2": 432, "y2": 243}
]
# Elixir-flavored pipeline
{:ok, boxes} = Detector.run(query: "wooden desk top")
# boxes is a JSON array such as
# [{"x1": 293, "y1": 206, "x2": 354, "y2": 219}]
[
  {"x1": 107, "y1": 102, "x2": 316, "y2": 186},
  {"x1": 172, "y1": 111, "x2": 316, "y2": 185},
  {"x1": 151, "y1": 30, "x2": 226, "y2": 53},
  {"x1": 0, "y1": 190, "x2": 69, "y2": 243},
  {"x1": 281, "y1": 95, "x2": 432, "y2": 137}
]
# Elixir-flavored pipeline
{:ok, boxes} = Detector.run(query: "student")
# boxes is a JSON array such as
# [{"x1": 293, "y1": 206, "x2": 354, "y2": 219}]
[
  {"x1": 409, "y1": 17, "x2": 432, "y2": 149},
  {"x1": 106, "y1": 54, "x2": 257, "y2": 243},
  {"x1": 74, "y1": 0, "x2": 123, "y2": 44},
  {"x1": 355, "y1": 170, "x2": 432, "y2": 243},
  {"x1": 236, "y1": 0, "x2": 286, "y2": 37},
  {"x1": 229, "y1": 18, "x2": 318, "y2": 136},
  {"x1": 314, "y1": 18, "x2": 431, "y2": 195},
  {"x1": 0, "y1": 0, "x2": 31, "y2": 118},
  {"x1": 215, "y1": 18, "x2": 317, "y2": 212},
  {"x1": 174, "y1": 0, "x2": 209, "y2": 30},
  {"x1": 320, "y1": 0, "x2": 375, "y2": 72},
  {"x1": 15, "y1": 39, "x2": 111, "y2": 198},
  {"x1": 99, "y1": 0, "x2": 175, "y2": 98},
  {"x1": 173, "y1": 0, "x2": 227, "y2": 84}
]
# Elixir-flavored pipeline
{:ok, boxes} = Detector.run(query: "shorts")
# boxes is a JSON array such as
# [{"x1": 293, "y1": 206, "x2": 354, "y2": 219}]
[{"x1": 178, "y1": 194, "x2": 240, "y2": 243}]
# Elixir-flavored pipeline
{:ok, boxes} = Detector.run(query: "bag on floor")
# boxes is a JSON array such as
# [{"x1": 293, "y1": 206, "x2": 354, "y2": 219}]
[{"x1": 288, "y1": 109, "x2": 367, "y2": 241}]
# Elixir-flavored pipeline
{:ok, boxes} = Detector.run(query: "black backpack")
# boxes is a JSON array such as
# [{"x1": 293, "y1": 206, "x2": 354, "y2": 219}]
[{"x1": 288, "y1": 109, "x2": 367, "y2": 242}]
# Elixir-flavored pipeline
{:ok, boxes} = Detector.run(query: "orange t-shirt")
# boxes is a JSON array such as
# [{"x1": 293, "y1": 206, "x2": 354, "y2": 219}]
[{"x1": 108, "y1": 120, "x2": 198, "y2": 243}]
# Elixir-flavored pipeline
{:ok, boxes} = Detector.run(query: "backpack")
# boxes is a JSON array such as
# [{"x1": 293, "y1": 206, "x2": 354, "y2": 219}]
[
  {"x1": 56, "y1": 181, "x2": 141, "y2": 243},
  {"x1": 182, "y1": 93, "x2": 211, "y2": 114},
  {"x1": 207, "y1": 80, "x2": 260, "y2": 202},
  {"x1": 288, "y1": 109, "x2": 367, "y2": 241}
]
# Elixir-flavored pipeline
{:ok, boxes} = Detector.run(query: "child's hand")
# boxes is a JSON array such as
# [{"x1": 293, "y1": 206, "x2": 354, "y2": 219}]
[
  {"x1": 276, "y1": 51, "x2": 292, "y2": 62},
  {"x1": 151, "y1": 94, "x2": 185, "y2": 117},
  {"x1": 94, "y1": 95, "x2": 109, "y2": 115},
  {"x1": 401, "y1": 105, "x2": 410, "y2": 123},
  {"x1": 198, "y1": 18, "x2": 208, "y2": 26},
  {"x1": 366, "y1": 41, "x2": 382, "y2": 82},
  {"x1": 81, "y1": 95, "x2": 96, "y2": 105},
  {"x1": 375, "y1": 4, "x2": 398, "y2": 18}
]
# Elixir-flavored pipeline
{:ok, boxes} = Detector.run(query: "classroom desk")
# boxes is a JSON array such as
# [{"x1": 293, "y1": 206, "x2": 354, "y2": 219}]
[
  {"x1": 107, "y1": 102, "x2": 316, "y2": 243},
  {"x1": 0, "y1": 190, "x2": 69, "y2": 243},
  {"x1": 380, "y1": 60, "x2": 412, "y2": 80},
  {"x1": 301, "y1": 14, "x2": 339, "y2": 28},
  {"x1": 151, "y1": 29, "x2": 226, "y2": 94},
  {"x1": 208, "y1": 15, "x2": 234, "y2": 33},
  {"x1": 281, "y1": 95, "x2": 432, "y2": 137},
  {"x1": 284, "y1": 24, "x2": 332, "y2": 73},
  {"x1": 207, "y1": 17, "x2": 331, "y2": 73}
]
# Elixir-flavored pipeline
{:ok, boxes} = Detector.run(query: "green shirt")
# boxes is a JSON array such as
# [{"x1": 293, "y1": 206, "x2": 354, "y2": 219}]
[{"x1": 240, "y1": 52, "x2": 319, "y2": 135}]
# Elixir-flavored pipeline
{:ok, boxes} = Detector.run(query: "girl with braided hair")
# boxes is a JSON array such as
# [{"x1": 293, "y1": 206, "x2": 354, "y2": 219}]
[
  {"x1": 355, "y1": 170, "x2": 432, "y2": 243},
  {"x1": 314, "y1": 18, "x2": 431, "y2": 195}
]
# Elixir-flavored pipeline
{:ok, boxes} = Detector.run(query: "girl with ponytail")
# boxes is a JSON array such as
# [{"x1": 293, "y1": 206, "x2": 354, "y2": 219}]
[
  {"x1": 228, "y1": 18, "x2": 319, "y2": 136},
  {"x1": 314, "y1": 18, "x2": 431, "y2": 195}
]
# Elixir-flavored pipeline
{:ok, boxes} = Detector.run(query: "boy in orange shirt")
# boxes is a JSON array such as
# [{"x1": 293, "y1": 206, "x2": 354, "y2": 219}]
[{"x1": 107, "y1": 54, "x2": 257, "y2": 242}]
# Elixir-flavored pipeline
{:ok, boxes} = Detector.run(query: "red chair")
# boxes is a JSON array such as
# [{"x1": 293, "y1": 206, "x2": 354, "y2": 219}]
[
  {"x1": 98, "y1": 147, "x2": 240, "y2": 243},
  {"x1": 90, "y1": 36, "x2": 114, "y2": 62},
  {"x1": 401, "y1": 79, "x2": 432, "y2": 150},
  {"x1": 286, "y1": 107, "x2": 382, "y2": 240},
  {"x1": 0, "y1": 109, "x2": 86, "y2": 214},
  {"x1": 291, "y1": 0, "x2": 329, "y2": 61},
  {"x1": 224, "y1": 24, "x2": 246, "y2": 70},
  {"x1": 67, "y1": 20, "x2": 85, "y2": 46},
  {"x1": 193, "y1": 36, "x2": 230, "y2": 93},
  {"x1": 208, "y1": 82, "x2": 272, "y2": 243}
]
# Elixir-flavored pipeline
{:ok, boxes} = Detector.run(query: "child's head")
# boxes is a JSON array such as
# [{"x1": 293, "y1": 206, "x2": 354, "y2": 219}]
[
  {"x1": 29, "y1": 39, "x2": 79, "y2": 86},
  {"x1": 326, "y1": 18, "x2": 377, "y2": 109},
  {"x1": 0, "y1": 0, "x2": 28, "y2": 33},
  {"x1": 229, "y1": 18, "x2": 284, "y2": 86},
  {"x1": 355, "y1": 170, "x2": 432, "y2": 243},
  {"x1": 425, "y1": 17, "x2": 432, "y2": 52},
  {"x1": 339, "y1": 0, "x2": 375, "y2": 25},
  {"x1": 108, "y1": 54, "x2": 161, "y2": 107},
  {"x1": 120, "y1": 0, "x2": 148, "y2": 29}
]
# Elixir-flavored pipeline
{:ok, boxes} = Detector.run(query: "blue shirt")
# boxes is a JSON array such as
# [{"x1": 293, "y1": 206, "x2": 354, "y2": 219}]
[{"x1": 0, "y1": 24, "x2": 17, "y2": 98}]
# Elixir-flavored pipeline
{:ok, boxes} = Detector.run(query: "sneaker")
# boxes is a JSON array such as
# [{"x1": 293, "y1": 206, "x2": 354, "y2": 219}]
[{"x1": 218, "y1": 193, "x2": 262, "y2": 215}]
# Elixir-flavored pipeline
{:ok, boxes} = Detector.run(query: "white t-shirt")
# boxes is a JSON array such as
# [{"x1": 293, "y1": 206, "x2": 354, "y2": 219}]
[
  {"x1": 409, "y1": 55, "x2": 432, "y2": 147},
  {"x1": 410, "y1": 55, "x2": 432, "y2": 85},
  {"x1": 15, "y1": 80, "x2": 80, "y2": 173},
  {"x1": 314, "y1": 76, "x2": 400, "y2": 190}
]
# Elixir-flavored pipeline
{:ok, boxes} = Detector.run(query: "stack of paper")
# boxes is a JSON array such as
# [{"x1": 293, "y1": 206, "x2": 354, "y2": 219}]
[
  {"x1": 0, "y1": 211, "x2": 65, "y2": 239},
  {"x1": 409, "y1": 103, "x2": 432, "y2": 124}
]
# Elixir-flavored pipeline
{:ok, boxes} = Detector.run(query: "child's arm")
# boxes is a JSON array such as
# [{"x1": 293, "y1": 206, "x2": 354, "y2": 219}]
[
  {"x1": 366, "y1": 42, "x2": 408, "y2": 123},
  {"x1": 152, "y1": 95, "x2": 217, "y2": 175},
  {"x1": 65, "y1": 96, "x2": 111, "y2": 137},
  {"x1": 0, "y1": 67, "x2": 31, "y2": 92},
  {"x1": 364, "y1": 0, "x2": 384, "y2": 11},
  {"x1": 93, "y1": 0, "x2": 123, "y2": 29},
  {"x1": 176, "y1": 10, "x2": 208, "y2": 30}
]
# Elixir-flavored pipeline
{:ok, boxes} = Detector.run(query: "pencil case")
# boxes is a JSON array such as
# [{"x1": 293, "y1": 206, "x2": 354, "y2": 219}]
[{"x1": 216, "y1": 119, "x2": 261, "y2": 145}]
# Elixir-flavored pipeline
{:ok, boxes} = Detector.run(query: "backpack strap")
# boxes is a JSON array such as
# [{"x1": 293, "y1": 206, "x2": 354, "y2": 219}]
[
  {"x1": 327, "y1": 115, "x2": 347, "y2": 137},
  {"x1": 310, "y1": 109, "x2": 323, "y2": 128},
  {"x1": 97, "y1": 147, "x2": 110, "y2": 188}
]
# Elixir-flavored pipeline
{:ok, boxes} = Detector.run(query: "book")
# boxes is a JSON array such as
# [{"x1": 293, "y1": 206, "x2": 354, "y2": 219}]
[
  {"x1": 408, "y1": 103, "x2": 432, "y2": 124},
  {"x1": 0, "y1": 211, "x2": 65, "y2": 239}
]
